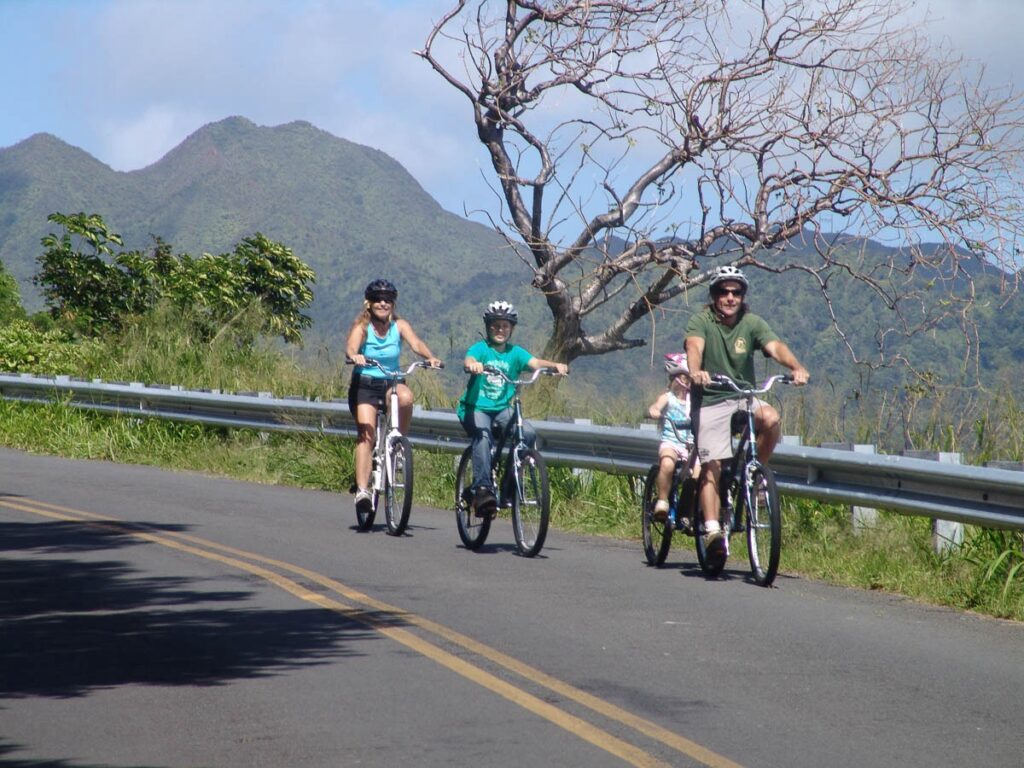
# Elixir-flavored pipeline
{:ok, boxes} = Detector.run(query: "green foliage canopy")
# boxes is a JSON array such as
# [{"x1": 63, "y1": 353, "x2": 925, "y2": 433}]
[{"x1": 35, "y1": 213, "x2": 316, "y2": 343}]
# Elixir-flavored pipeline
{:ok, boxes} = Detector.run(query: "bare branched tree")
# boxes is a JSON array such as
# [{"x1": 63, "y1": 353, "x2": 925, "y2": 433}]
[{"x1": 417, "y1": 0, "x2": 1024, "y2": 368}]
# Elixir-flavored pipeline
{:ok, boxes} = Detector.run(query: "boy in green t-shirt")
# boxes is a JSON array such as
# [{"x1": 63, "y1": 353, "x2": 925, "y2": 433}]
[{"x1": 459, "y1": 300, "x2": 568, "y2": 518}]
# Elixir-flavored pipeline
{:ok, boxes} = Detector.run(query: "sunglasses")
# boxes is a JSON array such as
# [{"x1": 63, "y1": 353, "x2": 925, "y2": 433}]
[
  {"x1": 369, "y1": 295, "x2": 395, "y2": 304},
  {"x1": 713, "y1": 287, "x2": 746, "y2": 297}
]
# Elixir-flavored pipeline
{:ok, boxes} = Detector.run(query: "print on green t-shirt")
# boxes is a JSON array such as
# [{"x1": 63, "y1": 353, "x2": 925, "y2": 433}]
[
  {"x1": 686, "y1": 307, "x2": 778, "y2": 405},
  {"x1": 457, "y1": 340, "x2": 533, "y2": 418}
]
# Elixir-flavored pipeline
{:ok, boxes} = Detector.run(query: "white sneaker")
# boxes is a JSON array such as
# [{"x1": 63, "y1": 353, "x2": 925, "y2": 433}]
[
  {"x1": 653, "y1": 499, "x2": 670, "y2": 522},
  {"x1": 703, "y1": 527, "x2": 726, "y2": 558},
  {"x1": 355, "y1": 488, "x2": 372, "y2": 515}
]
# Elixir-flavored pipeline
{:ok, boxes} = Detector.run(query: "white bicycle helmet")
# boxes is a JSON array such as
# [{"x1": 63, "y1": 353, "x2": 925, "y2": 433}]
[
  {"x1": 483, "y1": 300, "x2": 519, "y2": 325},
  {"x1": 709, "y1": 265, "x2": 749, "y2": 292}
]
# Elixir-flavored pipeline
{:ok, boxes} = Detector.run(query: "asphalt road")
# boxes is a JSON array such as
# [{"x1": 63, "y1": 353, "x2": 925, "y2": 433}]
[{"x1": 2, "y1": 447, "x2": 1023, "y2": 768}]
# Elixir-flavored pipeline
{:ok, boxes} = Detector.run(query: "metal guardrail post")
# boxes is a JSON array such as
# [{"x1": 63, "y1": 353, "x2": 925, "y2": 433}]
[
  {"x1": 821, "y1": 442, "x2": 879, "y2": 532},
  {"x1": 902, "y1": 450, "x2": 964, "y2": 552}
]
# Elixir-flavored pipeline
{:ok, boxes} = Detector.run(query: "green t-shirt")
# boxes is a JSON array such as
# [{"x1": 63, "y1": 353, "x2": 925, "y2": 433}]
[
  {"x1": 457, "y1": 340, "x2": 534, "y2": 418},
  {"x1": 686, "y1": 306, "x2": 778, "y2": 405}
]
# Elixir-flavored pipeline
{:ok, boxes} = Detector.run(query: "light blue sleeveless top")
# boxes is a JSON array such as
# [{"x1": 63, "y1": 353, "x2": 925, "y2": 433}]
[
  {"x1": 659, "y1": 391, "x2": 692, "y2": 446},
  {"x1": 360, "y1": 321, "x2": 401, "y2": 378}
]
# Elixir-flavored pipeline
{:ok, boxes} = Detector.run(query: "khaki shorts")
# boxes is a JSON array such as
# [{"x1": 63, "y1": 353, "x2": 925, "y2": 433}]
[{"x1": 696, "y1": 398, "x2": 768, "y2": 462}]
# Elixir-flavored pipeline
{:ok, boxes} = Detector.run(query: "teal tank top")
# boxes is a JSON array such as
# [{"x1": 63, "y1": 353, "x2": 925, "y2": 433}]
[{"x1": 360, "y1": 321, "x2": 401, "y2": 378}]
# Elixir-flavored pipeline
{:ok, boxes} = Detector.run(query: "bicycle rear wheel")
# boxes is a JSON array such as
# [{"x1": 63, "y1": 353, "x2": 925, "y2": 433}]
[
  {"x1": 745, "y1": 465, "x2": 781, "y2": 586},
  {"x1": 641, "y1": 464, "x2": 672, "y2": 566},
  {"x1": 384, "y1": 436, "x2": 414, "y2": 536},
  {"x1": 510, "y1": 448, "x2": 549, "y2": 557},
  {"x1": 455, "y1": 447, "x2": 491, "y2": 549}
]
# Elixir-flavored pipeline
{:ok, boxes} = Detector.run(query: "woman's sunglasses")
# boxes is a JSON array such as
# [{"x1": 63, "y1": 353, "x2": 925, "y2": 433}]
[{"x1": 713, "y1": 287, "x2": 746, "y2": 297}]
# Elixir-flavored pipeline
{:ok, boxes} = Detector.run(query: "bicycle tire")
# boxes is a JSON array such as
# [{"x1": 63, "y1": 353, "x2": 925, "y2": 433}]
[
  {"x1": 454, "y1": 446, "x2": 491, "y2": 549},
  {"x1": 641, "y1": 464, "x2": 673, "y2": 566},
  {"x1": 384, "y1": 435, "x2": 414, "y2": 536},
  {"x1": 510, "y1": 448, "x2": 549, "y2": 557},
  {"x1": 745, "y1": 465, "x2": 781, "y2": 586},
  {"x1": 695, "y1": 476, "x2": 736, "y2": 578}
]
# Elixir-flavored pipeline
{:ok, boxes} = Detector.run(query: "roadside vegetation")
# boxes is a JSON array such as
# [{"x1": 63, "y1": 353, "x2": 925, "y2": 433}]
[
  {"x1": 1, "y1": 213, "x2": 1022, "y2": 623},
  {"x1": 1, "y1": 309, "x2": 1022, "y2": 622}
]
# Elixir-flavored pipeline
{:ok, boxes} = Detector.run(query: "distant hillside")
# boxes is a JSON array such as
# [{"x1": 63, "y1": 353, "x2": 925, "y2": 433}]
[
  {"x1": 0, "y1": 117, "x2": 546, "y2": 359},
  {"x1": 1, "y1": 117, "x2": 1020, "y2": 414}
]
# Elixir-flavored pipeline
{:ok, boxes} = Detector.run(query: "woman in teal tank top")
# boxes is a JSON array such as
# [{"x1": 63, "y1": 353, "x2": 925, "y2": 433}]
[{"x1": 345, "y1": 279, "x2": 442, "y2": 518}]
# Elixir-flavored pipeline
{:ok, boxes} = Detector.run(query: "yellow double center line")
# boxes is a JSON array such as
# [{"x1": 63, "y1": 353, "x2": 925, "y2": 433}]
[{"x1": 2, "y1": 495, "x2": 743, "y2": 768}]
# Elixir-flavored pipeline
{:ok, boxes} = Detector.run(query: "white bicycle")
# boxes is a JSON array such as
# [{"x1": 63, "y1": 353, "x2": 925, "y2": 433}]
[{"x1": 351, "y1": 359, "x2": 442, "y2": 535}]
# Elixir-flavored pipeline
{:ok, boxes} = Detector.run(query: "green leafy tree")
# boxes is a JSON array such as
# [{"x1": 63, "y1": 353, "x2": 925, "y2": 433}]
[
  {"x1": 35, "y1": 213, "x2": 316, "y2": 344},
  {"x1": 229, "y1": 234, "x2": 316, "y2": 344},
  {"x1": 0, "y1": 260, "x2": 26, "y2": 324}
]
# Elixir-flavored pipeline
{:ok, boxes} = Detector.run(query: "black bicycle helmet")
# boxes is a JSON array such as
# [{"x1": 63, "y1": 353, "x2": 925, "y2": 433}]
[
  {"x1": 364, "y1": 278, "x2": 398, "y2": 302},
  {"x1": 708, "y1": 265, "x2": 749, "y2": 292},
  {"x1": 483, "y1": 300, "x2": 518, "y2": 325}
]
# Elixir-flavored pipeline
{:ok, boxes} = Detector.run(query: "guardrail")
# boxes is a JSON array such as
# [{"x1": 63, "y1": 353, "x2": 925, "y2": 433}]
[{"x1": 2, "y1": 373, "x2": 1023, "y2": 532}]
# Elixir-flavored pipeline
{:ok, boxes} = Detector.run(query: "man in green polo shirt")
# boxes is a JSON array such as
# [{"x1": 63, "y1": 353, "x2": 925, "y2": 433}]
[{"x1": 685, "y1": 265, "x2": 810, "y2": 560}]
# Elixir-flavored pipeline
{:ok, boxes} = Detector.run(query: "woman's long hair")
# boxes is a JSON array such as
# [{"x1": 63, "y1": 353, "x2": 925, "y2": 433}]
[{"x1": 348, "y1": 300, "x2": 401, "y2": 336}]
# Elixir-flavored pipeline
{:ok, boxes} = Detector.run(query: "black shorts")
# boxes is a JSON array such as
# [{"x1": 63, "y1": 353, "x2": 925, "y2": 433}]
[{"x1": 347, "y1": 373, "x2": 389, "y2": 419}]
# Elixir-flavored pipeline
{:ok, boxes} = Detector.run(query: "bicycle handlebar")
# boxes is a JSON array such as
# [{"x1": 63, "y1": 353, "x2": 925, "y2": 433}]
[
  {"x1": 474, "y1": 365, "x2": 567, "y2": 386},
  {"x1": 346, "y1": 358, "x2": 445, "y2": 378},
  {"x1": 707, "y1": 373, "x2": 793, "y2": 396}
]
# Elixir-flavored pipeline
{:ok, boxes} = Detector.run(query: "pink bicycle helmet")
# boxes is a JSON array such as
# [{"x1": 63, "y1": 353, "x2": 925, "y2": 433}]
[{"x1": 664, "y1": 352, "x2": 689, "y2": 376}]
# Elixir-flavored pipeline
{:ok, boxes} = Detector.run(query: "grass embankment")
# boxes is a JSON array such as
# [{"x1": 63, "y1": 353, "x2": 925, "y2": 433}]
[{"x1": 1, "y1": 312, "x2": 1022, "y2": 622}]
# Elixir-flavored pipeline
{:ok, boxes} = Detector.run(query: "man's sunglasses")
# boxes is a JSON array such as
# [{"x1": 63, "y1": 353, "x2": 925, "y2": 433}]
[{"x1": 713, "y1": 287, "x2": 746, "y2": 297}]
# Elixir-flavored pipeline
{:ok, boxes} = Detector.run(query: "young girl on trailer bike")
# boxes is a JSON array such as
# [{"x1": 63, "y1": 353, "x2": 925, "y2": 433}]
[
  {"x1": 646, "y1": 352, "x2": 698, "y2": 523},
  {"x1": 346, "y1": 279, "x2": 442, "y2": 519},
  {"x1": 458, "y1": 300, "x2": 568, "y2": 518}
]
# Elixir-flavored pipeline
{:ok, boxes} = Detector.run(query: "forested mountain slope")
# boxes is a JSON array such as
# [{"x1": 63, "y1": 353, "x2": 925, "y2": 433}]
[{"x1": 1, "y1": 117, "x2": 1019, "y2": 409}]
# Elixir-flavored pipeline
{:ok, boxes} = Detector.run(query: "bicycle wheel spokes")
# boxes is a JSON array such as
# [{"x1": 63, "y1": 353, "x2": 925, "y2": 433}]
[
  {"x1": 384, "y1": 435, "x2": 414, "y2": 536},
  {"x1": 641, "y1": 464, "x2": 672, "y2": 566},
  {"x1": 455, "y1": 447, "x2": 490, "y2": 550},
  {"x1": 746, "y1": 465, "x2": 781, "y2": 586},
  {"x1": 511, "y1": 448, "x2": 549, "y2": 557}
]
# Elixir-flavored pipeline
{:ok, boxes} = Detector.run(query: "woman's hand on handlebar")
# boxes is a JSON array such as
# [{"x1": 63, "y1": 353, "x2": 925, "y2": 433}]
[{"x1": 347, "y1": 354, "x2": 367, "y2": 367}]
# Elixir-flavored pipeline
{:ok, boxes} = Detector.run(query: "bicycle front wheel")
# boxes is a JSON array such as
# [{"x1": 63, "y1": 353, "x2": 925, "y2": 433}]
[
  {"x1": 510, "y1": 448, "x2": 549, "y2": 557},
  {"x1": 745, "y1": 465, "x2": 781, "y2": 586},
  {"x1": 454, "y1": 447, "x2": 490, "y2": 549},
  {"x1": 384, "y1": 436, "x2": 414, "y2": 536},
  {"x1": 641, "y1": 464, "x2": 672, "y2": 566}
]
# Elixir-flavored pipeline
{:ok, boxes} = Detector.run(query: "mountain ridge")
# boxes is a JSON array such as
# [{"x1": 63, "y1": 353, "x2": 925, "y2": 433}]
[{"x1": 1, "y1": 117, "x2": 1019, "y2": 409}]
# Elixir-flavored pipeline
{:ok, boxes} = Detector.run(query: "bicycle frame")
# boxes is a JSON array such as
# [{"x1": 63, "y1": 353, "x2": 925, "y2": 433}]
[
  {"x1": 710, "y1": 373, "x2": 791, "y2": 504},
  {"x1": 482, "y1": 366, "x2": 553, "y2": 503},
  {"x1": 361, "y1": 360, "x2": 435, "y2": 484}
]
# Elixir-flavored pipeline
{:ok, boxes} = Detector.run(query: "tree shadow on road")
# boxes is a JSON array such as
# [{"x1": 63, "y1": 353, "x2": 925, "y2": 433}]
[{"x1": 0, "y1": 520, "x2": 385, "y2": 700}]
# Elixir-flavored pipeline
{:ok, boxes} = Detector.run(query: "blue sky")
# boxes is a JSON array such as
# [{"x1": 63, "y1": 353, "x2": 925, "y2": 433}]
[{"x1": 2, "y1": 0, "x2": 1022, "y2": 220}]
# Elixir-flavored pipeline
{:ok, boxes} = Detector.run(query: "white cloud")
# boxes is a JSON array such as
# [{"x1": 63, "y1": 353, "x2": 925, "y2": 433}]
[{"x1": 99, "y1": 105, "x2": 212, "y2": 171}]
